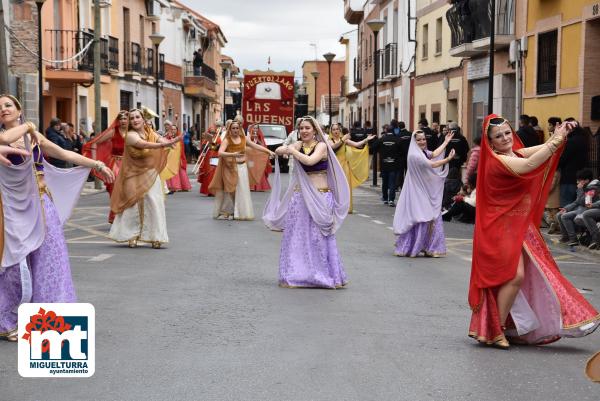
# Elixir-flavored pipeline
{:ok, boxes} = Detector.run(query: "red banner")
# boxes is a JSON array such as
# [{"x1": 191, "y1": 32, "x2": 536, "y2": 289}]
[{"x1": 242, "y1": 70, "x2": 295, "y2": 134}]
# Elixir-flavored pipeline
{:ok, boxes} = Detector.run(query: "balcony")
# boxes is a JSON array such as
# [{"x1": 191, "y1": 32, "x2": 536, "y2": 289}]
[
  {"x1": 124, "y1": 41, "x2": 143, "y2": 75},
  {"x1": 183, "y1": 61, "x2": 217, "y2": 100},
  {"x1": 378, "y1": 43, "x2": 398, "y2": 80},
  {"x1": 45, "y1": 29, "x2": 115, "y2": 83},
  {"x1": 447, "y1": 0, "x2": 515, "y2": 58},
  {"x1": 344, "y1": 0, "x2": 364, "y2": 24},
  {"x1": 353, "y1": 57, "x2": 362, "y2": 89}
]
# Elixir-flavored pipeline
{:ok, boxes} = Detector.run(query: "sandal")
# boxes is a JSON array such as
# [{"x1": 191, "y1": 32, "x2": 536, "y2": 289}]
[
  {"x1": 3, "y1": 329, "x2": 18, "y2": 342},
  {"x1": 128, "y1": 239, "x2": 138, "y2": 248},
  {"x1": 151, "y1": 241, "x2": 161, "y2": 249}
]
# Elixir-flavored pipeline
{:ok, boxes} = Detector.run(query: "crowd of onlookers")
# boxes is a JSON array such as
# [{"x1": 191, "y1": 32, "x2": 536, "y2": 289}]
[{"x1": 44, "y1": 117, "x2": 84, "y2": 168}]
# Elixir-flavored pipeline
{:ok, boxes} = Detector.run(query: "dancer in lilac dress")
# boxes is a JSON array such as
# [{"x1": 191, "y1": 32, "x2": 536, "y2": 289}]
[
  {"x1": 0, "y1": 94, "x2": 114, "y2": 342},
  {"x1": 393, "y1": 130, "x2": 455, "y2": 257},
  {"x1": 263, "y1": 116, "x2": 350, "y2": 288}
]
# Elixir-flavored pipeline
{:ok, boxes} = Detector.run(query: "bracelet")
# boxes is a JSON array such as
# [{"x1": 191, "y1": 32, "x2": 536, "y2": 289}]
[
  {"x1": 94, "y1": 161, "x2": 106, "y2": 171},
  {"x1": 545, "y1": 142, "x2": 557, "y2": 155},
  {"x1": 25, "y1": 121, "x2": 36, "y2": 134}
]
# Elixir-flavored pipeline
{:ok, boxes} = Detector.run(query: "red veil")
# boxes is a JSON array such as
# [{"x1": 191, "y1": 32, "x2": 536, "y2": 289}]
[
  {"x1": 82, "y1": 113, "x2": 126, "y2": 182},
  {"x1": 468, "y1": 114, "x2": 563, "y2": 311}
]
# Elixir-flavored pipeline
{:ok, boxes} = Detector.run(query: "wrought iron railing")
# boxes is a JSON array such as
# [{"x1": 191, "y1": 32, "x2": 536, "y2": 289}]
[
  {"x1": 124, "y1": 41, "x2": 143, "y2": 74},
  {"x1": 446, "y1": 0, "x2": 514, "y2": 48},
  {"x1": 146, "y1": 48, "x2": 154, "y2": 76},
  {"x1": 46, "y1": 29, "x2": 94, "y2": 71},
  {"x1": 183, "y1": 61, "x2": 217, "y2": 81},
  {"x1": 159, "y1": 53, "x2": 165, "y2": 80},
  {"x1": 380, "y1": 43, "x2": 398, "y2": 77},
  {"x1": 108, "y1": 36, "x2": 119, "y2": 70}
]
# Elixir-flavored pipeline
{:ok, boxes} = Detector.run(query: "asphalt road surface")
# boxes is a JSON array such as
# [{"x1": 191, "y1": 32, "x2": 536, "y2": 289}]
[{"x1": 1, "y1": 173, "x2": 600, "y2": 401}]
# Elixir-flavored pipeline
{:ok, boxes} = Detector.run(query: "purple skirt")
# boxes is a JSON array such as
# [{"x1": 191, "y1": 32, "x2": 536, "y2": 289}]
[
  {"x1": 0, "y1": 195, "x2": 76, "y2": 334},
  {"x1": 394, "y1": 215, "x2": 446, "y2": 257},
  {"x1": 279, "y1": 191, "x2": 347, "y2": 288}
]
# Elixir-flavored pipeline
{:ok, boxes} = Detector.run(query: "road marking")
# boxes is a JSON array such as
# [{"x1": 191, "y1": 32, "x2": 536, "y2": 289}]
[
  {"x1": 387, "y1": 226, "x2": 393, "y2": 230},
  {"x1": 372, "y1": 220, "x2": 385, "y2": 225},
  {"x1": 67, "y1": 240, "x2": 114, "y2": 244},
  {"x1": 89, "y1": 253, "x2": 114, "y2": 262},
  {"x1": 554, "y1": 254, "x2": 574, "y2": 260},
  {"x1": 66, "y1": 234, "x2": 99, "y2": 241},
  {"x1": 64, "y1": 221, "x2": 110, "y2": 238},
  {"x1": 357, "y1": 214, "x2": 371, "y2": 218}
]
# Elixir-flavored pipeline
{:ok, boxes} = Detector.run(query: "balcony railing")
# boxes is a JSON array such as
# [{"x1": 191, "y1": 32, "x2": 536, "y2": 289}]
[
  {"x1": 124, "y1": 41, "x2": 143, "y2": 74},
  {"x1": 379, "y1": 43, "x2": 398, "y2": 78},
  {"x1": 46, "y1": 29, "x2": 94, "y2": 71},
  {"x1": 159, "y1": 53, "x2": 165, "y2": 80},
  {"x1": 184, "y1": 61, "x2": 217, "y2": 81},
  {"x1": 447, "y1": 0, "x2": 515, "y2": 52},
  {"x1": 146, "y1": 48, "x2": 154, "y2": 76},
  {"x1": 108, "y1": 36, "x2": 119, "y2": 70}
]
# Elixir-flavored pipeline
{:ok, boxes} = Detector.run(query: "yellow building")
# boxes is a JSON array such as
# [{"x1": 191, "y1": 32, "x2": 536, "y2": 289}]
[
  {"x1": 522, "y1": 0, "x2": 600, "y2": 134},
  {"x1": 414, "y1": 1, "x2": 463, "y2": 130}
]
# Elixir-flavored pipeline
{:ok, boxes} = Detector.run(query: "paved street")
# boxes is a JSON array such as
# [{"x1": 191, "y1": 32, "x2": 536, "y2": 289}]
[{"x1": 1, "y1": 172, "x2": 600, "y2": 401}]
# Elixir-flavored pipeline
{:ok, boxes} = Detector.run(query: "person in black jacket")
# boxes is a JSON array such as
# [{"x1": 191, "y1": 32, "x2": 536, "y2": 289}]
[
  {"x1": 418, "y1": 118, "x2": 438, "y2": 151},
  {"x1": 516, "y1": 114, "x2": 539, "y2": 147},
  {"x1": 396, "y1": 121, "x2": 412, "y2": 189},
  {"x1": 45, "y1": 117, "x2": 70, "y2": 168},
  {"x1": 444, "y1": 122, "x2": 470, "y2": 172},
  {"x1": 558, "y1": 118, "x2": 590, "y2": 206},
  {"x1": 350, "y1": 120, "x2": 367, "y2": 142},
  {"x1": 372, "y1": 126, "x2": 402, "y2": 206}
]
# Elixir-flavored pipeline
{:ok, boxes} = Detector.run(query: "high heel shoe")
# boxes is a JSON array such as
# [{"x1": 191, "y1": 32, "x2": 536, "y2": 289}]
[
  {"x1": 128, "y1": 239, "x2": 137, "y2": 248},
  {"x1": 151, "y1": 241, "x2": 161, "y2": 249}
]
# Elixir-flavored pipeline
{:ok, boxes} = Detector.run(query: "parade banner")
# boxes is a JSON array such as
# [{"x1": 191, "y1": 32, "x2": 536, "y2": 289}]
[{"x1": 242, "y1": 70, "x2": 295, "y2": 134}]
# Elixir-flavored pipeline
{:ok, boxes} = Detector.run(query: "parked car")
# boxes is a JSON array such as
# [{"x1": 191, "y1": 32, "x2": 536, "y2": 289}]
[{"x1": 259, "y1": 123, "x2": 289, "y2": 173}]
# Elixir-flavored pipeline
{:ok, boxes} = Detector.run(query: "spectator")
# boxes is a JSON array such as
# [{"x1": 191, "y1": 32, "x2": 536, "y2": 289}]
[
  {"x1": 45, "y1": 118, "x2": 72, "y2": 167},
  {"x1": 545, "y1": 117, "x2": 563, "y2": 233},
  {"x1": 350, "y1": 120, "x2": 367, "y2": 142},
  {"x1": 371, "y1": 125, "x2": 402, "y2": 206},
  {"x1": 444, "y1": 122, "x2": 470, "y2": 172},
  {"x1": 193, "y1": 48, "x2": 203, "y2": 76},
  {"x1": 464, "y1": 136, "x2": 481, "y2": 185},
  {"x1": 530, "y1": 116, "x2": 544, "y2": 144},
  {"x1": 67, "y1": 122, "x2": 82, "y2": 153},
  {"x1": 517, "y1": 114, "x2": 539, "y2": 147},
  {"x1": 432, "y1": 122, "x2": 442, "y2": 144},
  {"x1": 442, "y1": 167, "x2": 463, "y2": 211},
  {"x1": 575, "y1": 179, "x2": 600, "y2": 249},
  {"x1": 418, "y1": 118, "x2": 438, "y2": 151},
  {"x1": 559, "y1": 118, "x2": 589, "y2": 206},
  {"x1": 443, "y1": 173, "x2": 477, "y2": 224},
  {"x1": 557, "y1": 168, "x2": 595, "y2": 246},
  {"x1": 390, "y1": 119, "x2": 400, "y2": 136},
  {"x1": 396, "y1": 121, "x2": 412, "y2": 189}
]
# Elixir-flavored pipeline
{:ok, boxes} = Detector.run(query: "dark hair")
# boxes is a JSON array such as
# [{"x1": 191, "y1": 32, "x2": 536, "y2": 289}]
[
  {"x1": 519, "y1": 114, "x2": 530, "y2": 125},
  {"x1": 390, "y1": 119, "x2": 399, "y2": 128},
  {"x1": 50, "y1": 117, "x2": 61, "y2": 126},
  {"x1": 342, "y1": 127, "x2": 349, "y2": 135},
  {"x1": 353, "y1": 121, "x2": 361, "y2": 128},
  {"x1": 467, "y1": 172, "x2": 477, "y2": 188},
  {"x1": 398, "y1": 121, "x2": 406, "y2": 129},
  {"x1": 530, "y1": 116, "x2": 538, "y2": 126},
  {"x1": 473, "y1": 136, "x2": 481, "y2": 146},
  {"x1": 548, "y1": 117, "x2": 562, "y2": 126},
  {"x1": 576, "y1": 168, "x2": 594, "y2": 181},
  {"x1": 364, "y1": 121, "x2": 371, "y2": 127},
  {"x1": 67, "y1": 122, "x2": 74, "y2": 129},
  {"x1": 419, "y1": 118, "x2": 429, "y2": 126}
]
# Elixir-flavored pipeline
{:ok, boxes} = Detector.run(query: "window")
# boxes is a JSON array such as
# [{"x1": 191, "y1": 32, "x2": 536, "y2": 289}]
[
  {"x1": 432, "y1": 111, "x2": 440, "y2": 124},
  {"x1": 422, "y1": 24, "x2": 429, "y2": 59},
  {"x1": 537, "y1": 30, "x2": 558, "y2": 95},
  {"x1": 420, "y1": 112, "x2": 426, "y2": 121},
  {"x1": 435, "y1": 18, "x2": 442, "y2": 55}
]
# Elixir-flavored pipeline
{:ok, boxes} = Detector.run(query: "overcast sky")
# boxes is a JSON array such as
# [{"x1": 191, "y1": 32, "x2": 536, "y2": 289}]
[{"x1": 179, "y1": 0, "x2": 355, "y2": 82}]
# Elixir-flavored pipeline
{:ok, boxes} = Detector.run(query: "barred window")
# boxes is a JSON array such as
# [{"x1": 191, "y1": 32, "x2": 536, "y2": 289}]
[{"x1": 537, "y1": 30, "x2": 558, "y2": 95}]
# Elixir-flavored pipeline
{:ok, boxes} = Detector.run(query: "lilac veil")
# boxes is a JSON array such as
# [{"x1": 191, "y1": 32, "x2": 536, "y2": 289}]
[
  {"x1": 0, "y1": 139, "x2": 89, "y2": 334},
  {"x1": 263, "y1": 120, "x2": 350, "y2": 236},
  {"x1": 393, "y1": 133, "x2": 448, "y2": 235}
]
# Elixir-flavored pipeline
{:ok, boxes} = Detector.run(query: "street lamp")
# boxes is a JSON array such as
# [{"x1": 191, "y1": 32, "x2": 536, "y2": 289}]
[
  {"x1": 323, "y1": 52, "x2": 335, "y2": 127},
  {"x1": 35, "y1": 0, "x2": 46, "y2": 128},
  {"x1": 488, "y1": 0, "x2": 496, "y2": 115},
  {"x1": 366, "y1": 19, "x2": 385, "y2": 187},
  {"x1": 149, "y1": 32, "x2": 165, "y2": 129},
  {"x1": 219, "y1": 60, "x2": 232, "y2": 122},
  {"x1": 310, "y1": 70, "x2": 320, "y2": 118}
]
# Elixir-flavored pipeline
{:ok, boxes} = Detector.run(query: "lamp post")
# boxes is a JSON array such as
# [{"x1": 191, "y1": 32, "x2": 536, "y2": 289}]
[
  {"x1": 149, "y1": 33, "x2": 165, "y2": 129},
  {"x1": 366, "y1": 19, "x2": 385, "y2": 187},
  {"x1": 323, "y1": 52, "x2": 335, "y2": 127},
  {"x1": 487, "y1": 0, "x2": 496, "y2": 115},
  {"x1": 219, "y1": 60, "x2": 231, "y2": 122},
  {"x1": 35, "y1": 0, "x2": 46, "y2": 128},
  {"x1": 310, "y1": 70, "x2": 320, "y2": 118}
]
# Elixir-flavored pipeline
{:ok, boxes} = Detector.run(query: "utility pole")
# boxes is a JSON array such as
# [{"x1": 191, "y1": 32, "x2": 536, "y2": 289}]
[
  {"x1": 93, "y1": 0, "x2": 101, "y2": 135},
  {"x1": 93, "y1": 0, "x2": 102, "y2": 189},
  {"x1": 0, "y1": 2, "x2": 9, "y2": 92}
]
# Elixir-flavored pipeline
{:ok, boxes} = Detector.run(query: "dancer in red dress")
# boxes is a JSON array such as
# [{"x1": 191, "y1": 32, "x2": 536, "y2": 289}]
[
  {"x1": 248, "y1": 124, "x2": 272, "y2": 191},
  {"x1": 165, "y1": 123, "x2": 191, "y2": 192},
  {"x1": 196, "y1": 125, "x2": 221, "y2": 196},
  {"x1": 468, "y1": 114, "x2": 599, "y2": 349},
  {"x1": 82, "y1": 110, "x2": 128, "y2": 223}
]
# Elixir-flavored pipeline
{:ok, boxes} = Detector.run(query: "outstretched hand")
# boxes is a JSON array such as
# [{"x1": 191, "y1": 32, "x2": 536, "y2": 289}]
[
  {"x1": 99, "y1": 166, "x2": 115, "y2": 184},
  {"x1": 0, "y1": 145, "x2": 29, "y2": 166},
  {"x1": 444, "y1": 132, "x2": 455, "y2": 143}
]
